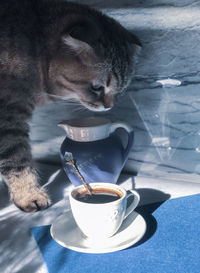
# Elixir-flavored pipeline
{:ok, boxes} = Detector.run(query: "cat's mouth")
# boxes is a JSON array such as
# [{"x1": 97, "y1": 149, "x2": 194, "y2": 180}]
[{"x1": 81, "y1": 100, "x2": 112, "y2": 112}]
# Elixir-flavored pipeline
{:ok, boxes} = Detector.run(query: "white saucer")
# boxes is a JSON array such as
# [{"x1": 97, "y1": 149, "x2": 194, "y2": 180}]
[{"x1": 50, "y1": 209, "x2": 146, "y2": 254}]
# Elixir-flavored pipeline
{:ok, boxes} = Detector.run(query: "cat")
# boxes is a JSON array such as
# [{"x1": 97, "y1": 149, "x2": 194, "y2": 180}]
[{"x1": 0, "y1": 0, "x2": 141, "y2": 212}]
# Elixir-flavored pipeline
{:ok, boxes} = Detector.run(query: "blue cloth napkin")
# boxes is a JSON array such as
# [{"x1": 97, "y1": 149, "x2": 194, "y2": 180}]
[{"x1": 31, "y1": 194, "x2": 200, "y2": 273}]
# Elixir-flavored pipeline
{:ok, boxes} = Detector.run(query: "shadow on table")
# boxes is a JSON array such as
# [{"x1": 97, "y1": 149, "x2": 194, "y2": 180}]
[
  {"x1": 74, "y1": 0, "x2": 154, "y2": 9},
  {"x1": 129, "y1": 188, "x2": 170, "y2": 248},
  {"x1": 35, "y1": 161, "x2": 73, "y2": 205},
  {"x1": 0, "y1": 178, "x2": 10, "y2": 209}
]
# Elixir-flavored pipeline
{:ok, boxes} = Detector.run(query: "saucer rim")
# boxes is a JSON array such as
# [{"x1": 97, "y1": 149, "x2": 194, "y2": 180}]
[{"x1": 50, "y1": 210, "x2": 146, "y2": 254}]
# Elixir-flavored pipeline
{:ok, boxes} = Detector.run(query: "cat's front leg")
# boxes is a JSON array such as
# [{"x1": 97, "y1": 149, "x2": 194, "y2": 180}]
[
  {"x1": 0, "y1": 101, "x2": 51, "y2": 212},
  {"x1": 2, "y1": 167, "x2": 51, "y2": 212}
]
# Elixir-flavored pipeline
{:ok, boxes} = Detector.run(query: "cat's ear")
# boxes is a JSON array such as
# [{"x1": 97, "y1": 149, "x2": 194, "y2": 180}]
[
  {"x1": 126, "y1": 32, "x2": 142, "y2": 60},
  {"x1": 126, "y1": 32, "x2": 142, "y2": 65},
  {"x1": 127, "y1": 32, "x2": 142, "y2": 47},
  {"x1": 62, "y1": 24, "x2": 99, "y2": 55},
  {"x1": 62, "y1": 34, "x2": 92, "y2": 55}
]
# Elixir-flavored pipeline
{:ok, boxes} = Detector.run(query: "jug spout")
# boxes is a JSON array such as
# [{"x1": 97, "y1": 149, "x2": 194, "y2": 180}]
[
  {"x1": 58, "y1": 121, "x2": 68, "y2": 133},
  {"x1": 57, "y1": 121, "x2": 67, "y2": 131}
]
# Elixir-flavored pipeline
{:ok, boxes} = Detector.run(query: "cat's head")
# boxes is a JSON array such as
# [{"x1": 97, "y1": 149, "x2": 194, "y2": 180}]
[{"x1": 48, "y1": 8, "x2": 141, "y2": 112}]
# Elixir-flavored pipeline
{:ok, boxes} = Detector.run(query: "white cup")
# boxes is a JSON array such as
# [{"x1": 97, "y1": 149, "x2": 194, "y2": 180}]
[{"x1": 69, "y1": 183, "x2": 140, "y2": 239}]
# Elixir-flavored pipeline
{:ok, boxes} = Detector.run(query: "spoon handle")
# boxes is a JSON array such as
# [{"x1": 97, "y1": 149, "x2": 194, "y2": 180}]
[{"x1": 64, "y1": 152, "x2": 92, "y2": 195}]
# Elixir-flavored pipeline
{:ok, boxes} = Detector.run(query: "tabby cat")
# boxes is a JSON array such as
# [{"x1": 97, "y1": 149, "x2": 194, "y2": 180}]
[{"x1": 0, "y1": 0, "x2": 141, "y2": 212}]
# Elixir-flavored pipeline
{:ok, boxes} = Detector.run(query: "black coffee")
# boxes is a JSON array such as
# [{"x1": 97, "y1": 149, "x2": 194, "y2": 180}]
[{"x1": 75, "y1": 189, "x2": 121, "y2": 204}]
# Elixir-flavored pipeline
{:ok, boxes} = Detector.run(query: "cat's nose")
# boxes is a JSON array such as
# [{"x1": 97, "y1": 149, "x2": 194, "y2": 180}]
[{"x1": 103, "y1": 94, "x2": 114, "y2": 109}]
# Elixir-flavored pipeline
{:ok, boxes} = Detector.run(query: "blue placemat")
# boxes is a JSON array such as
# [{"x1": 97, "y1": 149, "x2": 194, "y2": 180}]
[{"x1": 31, "y1": 194, "x2": 200, "y2": 273}]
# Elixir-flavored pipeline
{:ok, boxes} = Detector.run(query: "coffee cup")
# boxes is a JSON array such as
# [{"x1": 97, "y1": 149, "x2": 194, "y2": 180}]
[{"x1": 69, "y1": 183, "x2": 140, "y2": 239}]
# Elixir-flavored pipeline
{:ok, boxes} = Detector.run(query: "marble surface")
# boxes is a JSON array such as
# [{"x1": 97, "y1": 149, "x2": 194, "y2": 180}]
[{"x1": 30, "y1": 0, "x2": 200, "y2": 185}]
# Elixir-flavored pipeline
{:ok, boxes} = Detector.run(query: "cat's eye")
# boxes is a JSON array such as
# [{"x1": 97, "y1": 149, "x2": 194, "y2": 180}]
[{"x1": 90, "y1": 84, "x2": 105, "y2": 94}]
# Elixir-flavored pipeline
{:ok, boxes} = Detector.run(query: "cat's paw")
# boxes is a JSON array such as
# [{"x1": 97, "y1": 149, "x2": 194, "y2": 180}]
[
  {"x1": 4, "y1": 167, "x2": 51, "y2": 212},
  {"x1": 12, "y1": 187, "x2": 51, "y2": 212}
]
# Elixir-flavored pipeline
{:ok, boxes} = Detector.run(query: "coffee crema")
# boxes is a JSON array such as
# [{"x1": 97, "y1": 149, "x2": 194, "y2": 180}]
[{"x1": 74, "y1": 188, "x2": 123, "y2": 204}]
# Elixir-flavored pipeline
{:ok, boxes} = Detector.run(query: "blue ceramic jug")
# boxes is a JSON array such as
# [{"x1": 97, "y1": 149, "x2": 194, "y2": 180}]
[{"x1": 59, "y1": 117, "x2": 134, "y2": 186}]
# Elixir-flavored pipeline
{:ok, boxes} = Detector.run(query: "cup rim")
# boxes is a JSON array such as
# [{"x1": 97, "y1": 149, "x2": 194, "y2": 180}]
[
  {"x1": 60, "y1": 117, "x2": 111, "y2": 129},
  {"x1": 70, "y1": 182, "x2": 127, "y2": 206}
]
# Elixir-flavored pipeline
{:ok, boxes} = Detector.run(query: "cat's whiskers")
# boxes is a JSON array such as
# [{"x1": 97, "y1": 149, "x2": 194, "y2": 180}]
[
  {"x1": 58, "y1": 98, "x2": 89, "y2": 113},
  {"x1": 48, "y1": 94, "x2": 81, "y2": 105},
  {"x1": 73, "y1": 107, "x2": 89, "y2": 114}
]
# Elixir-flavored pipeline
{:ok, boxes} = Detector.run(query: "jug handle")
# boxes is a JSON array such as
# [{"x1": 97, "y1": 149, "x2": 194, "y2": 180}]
[{"x1": 109, "y1": 122, "x2": 134, "y2": 159}]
